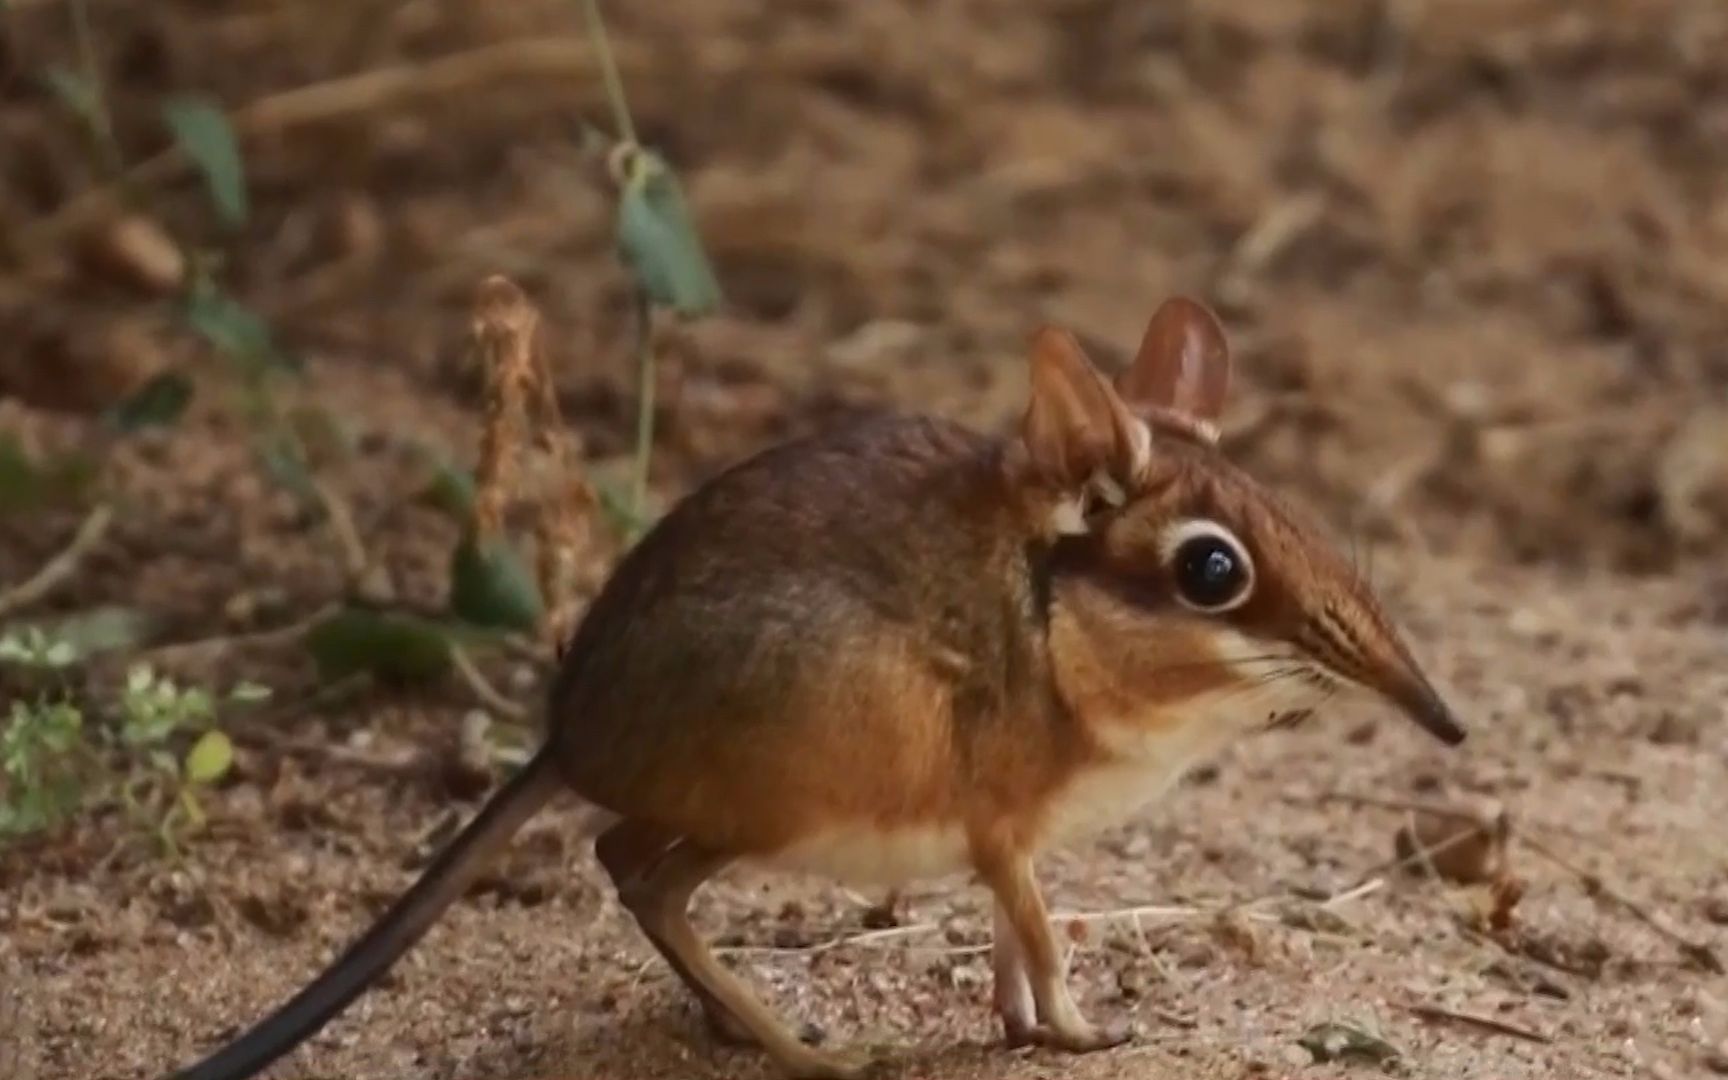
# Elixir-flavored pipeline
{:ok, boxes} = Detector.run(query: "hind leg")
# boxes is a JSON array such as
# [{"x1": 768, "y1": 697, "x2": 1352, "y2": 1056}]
[
  {"x1": 991, "y1": 900, "x2": 1038, "y2": 1047},
  {"x1": 598, "y1": 819, "x2": 870, "y2": 1079},
  {"x1": 595, "y1": 818, "x2": 754, "y2": 1046}
]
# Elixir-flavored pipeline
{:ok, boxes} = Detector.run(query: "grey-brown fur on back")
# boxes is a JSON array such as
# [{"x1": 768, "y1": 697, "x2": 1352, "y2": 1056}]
[{"x1": 546, "y1": 415, "x2": 1058, "y2": 838}]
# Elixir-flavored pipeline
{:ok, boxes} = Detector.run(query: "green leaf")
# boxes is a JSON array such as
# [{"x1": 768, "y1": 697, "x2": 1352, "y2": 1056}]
[
  {"x1": 183, "y1": 730, "x2": 233, "y2": 784},
  {"x1": 0, "y1": 435, "x2": 97, "y2": 514},
  {"x1": 162, "y1": 97, "x2": 247, "y2": 228},
  {"x1": 255, "y1": 431, "x2": 319, "y2": 506},
  {"x1": 184, "y1": 281, "x2": 296, "y2": 374},
  {"x1": 0, "y1": 630, "x2": 64, "y2": 668},
  {"x1": 615, "y1": 149, "x2": 722, "y2": 317},
  {"x1": 42, "y1": 66, "x2": 107, "y2": 140},
  {"x1": 0, "y1": 435, "x2": 45, "y2": 513},
  {"x1": 1297, "y1": 1022, "x2": 1401, "y2": 1066},
  {"x1": 413, "y1": 452, "x2": 476, "y2": 521},
  {"x1": 179, "y1": 687, "x2": 215, "y2": 723},
  {"x1": 287, "y1": 404, "x2": 354, "y2": 468},
  {"x1": 305, "y1": 606, "x2": 453, "y2": 685},
  {"x1": 25, "y1": 606, "x2": 152, "y2": 661},
  {"x1": 179, "y1": 786, "x2": 206, "y2": 829},
  {"x1": 448, "y1": 534, "x2": 543, "y2": 632},
  {"x1": 593, "y1": 476, "x2": 654, "y2": 542},
  {"x1": 127, "y1": 664, "x2": 156, "y2": 695},
  {"x1": 229, "y1": 681, "x2": 272, "y2": 704},
  {"x1": 107, "y1": 371, "x2": 194, "y2": 432}
]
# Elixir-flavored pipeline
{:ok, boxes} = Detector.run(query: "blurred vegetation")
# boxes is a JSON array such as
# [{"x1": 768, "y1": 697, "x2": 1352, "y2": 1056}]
[{"x1": 0, "y1": 0, "x2": 720, "y2": 851}]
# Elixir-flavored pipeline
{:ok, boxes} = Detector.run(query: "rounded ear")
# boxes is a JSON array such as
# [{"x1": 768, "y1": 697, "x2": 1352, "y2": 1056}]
[
  {"x1": 1021, "y1": 326, "x2": 1150, "y2": 494},
  {"x1": 1115, "y1": 296, "x2": 1231, "y2": 422}
]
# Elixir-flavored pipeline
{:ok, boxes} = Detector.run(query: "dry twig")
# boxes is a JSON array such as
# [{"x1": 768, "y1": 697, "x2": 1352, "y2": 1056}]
[
  {"x1": 1226, "y1": 192, "x2": 1327, "y2": 278},
  {"x1": 1309, "y1": 790, "x2": 1485, "y2": 824},
  {"x1": 715, "y1": 922, "x2": 942, "y2": 958},
  {"x1": 1405, "y1": 1003, "x2": 1551, "y2": 1045},
  {"x1": 1312, "y1": 789, "x2": 1710, "y2": 966},
  {"x1": 141, "y1": 606, "x2": 333, "y2": 665},
  {"x1": 1521, "y1": 835, "x2": 1723, "y2": 974},
  {"x1": 716, "y1": 900, "x2": 1280, "y2": 962},
  {"x1": 246, "y1": 733, "x2": 423, "y2": 778},
  {"x1": 0, "y1": 503, "x2": 114, "y2": 619},
  {"x1": 449, "y1": 643, "x2": 528, "y2": 722},
  {"x1": 1324, "y1": 819, "x2": 1487, "y2": 897},
  {"x1": 13, "y1": 39, "x2": 628, "y2": 256},
  {"x1": 306, "y1": 477, "x2": 373, "y2": 592},
  {"x1": 1321, "y1": 877, "x2": 1387, "y2": 909}
]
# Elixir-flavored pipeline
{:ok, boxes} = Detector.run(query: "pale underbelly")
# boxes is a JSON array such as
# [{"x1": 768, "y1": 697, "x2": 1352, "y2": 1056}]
[
  {"x1": 764, "y1": 822, "x2": 971, "y2": 886},
  {"x1": 758, "y1": 751, "x2": 1202, "y2": 887}
]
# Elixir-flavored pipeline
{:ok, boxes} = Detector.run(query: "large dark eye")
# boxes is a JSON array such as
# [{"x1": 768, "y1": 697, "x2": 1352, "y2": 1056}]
[{"x1": 1167, "y1": 521, "x2": 1254, "y2": 612}]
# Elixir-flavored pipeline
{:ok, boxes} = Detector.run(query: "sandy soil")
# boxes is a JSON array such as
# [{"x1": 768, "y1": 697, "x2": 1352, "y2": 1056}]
[{"x1": 2, "y1": 2, "x2": 1726, "y2": 1079}]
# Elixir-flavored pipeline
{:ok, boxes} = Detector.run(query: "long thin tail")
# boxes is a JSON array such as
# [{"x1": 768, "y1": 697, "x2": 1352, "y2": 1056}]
[{"x1": 168, "y1": 748, "x2": 564, "y2": 1080}]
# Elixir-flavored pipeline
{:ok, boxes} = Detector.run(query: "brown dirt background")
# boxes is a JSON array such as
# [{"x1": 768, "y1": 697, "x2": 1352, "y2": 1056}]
[{"x1": 2, "y1": 1, "x2": 1726, "y2": 1078}]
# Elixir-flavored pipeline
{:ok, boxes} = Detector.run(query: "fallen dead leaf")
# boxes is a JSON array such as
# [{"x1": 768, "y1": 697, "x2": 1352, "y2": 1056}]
[
  {"x1": 1297, "y1": 1020, "x2": 1402, "y2": 1066},
  {"x1": 1393, "y1": 800, "x2": 1509, "y2": 885}
]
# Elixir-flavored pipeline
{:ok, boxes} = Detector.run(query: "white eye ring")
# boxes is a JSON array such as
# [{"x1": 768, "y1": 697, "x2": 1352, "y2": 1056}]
[{"x1": 1160, "y1": 518, "x2": 1255, "y2": 614}]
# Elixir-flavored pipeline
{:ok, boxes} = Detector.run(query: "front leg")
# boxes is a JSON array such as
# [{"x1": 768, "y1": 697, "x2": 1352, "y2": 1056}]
[{"x1": 976, "y1": 847, "x2": 1130, "y2": 1053}]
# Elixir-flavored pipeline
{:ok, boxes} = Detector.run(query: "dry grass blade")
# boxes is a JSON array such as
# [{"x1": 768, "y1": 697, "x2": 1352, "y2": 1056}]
[
  {"x1": 1227, "y1": 192, "x2": 1327, "y2": 277},
  {"x1": 1520, "y1": 834, "x2": 1723, "y2": 974},
  {"x1": 1406, "y1": 1003, "x2": 1551, "y2": 1045},
  {"x1": 1308, "y1": 793, "x2": 1527, "y2": 930},
  {"x1": 0, "y1": 503, "x2": 114, "y2": 619},
  {"x1": 717, "y1": 900, "x2": 1274, "y2": 962},
  {"x1": 1328, "y1": 818, "x2": 1490, "y2": 894},
  {"x1": 449, "y1": 643, "x2": 527, "y2": 722},
  {"x1": 12, "y1": 39, "x2": 630, "y2": 256},
  {"x1": 260, "y1": 734, "x2": 423, "y2": 777},
  {"x1": 307, "y1": 476, "x2": 373, "y2": 591},
  {"x1": 714, "y1": 922, "x2": 944, "y2": 958},
  {"x1": 1394, "y1": 803, "x2": 1509, "y2": 886},
  {"x1": 142, "y1": 603, "x2": 337, "y2": 664},
  {"x1": 1310, "y1": 790, "x2": 1489, "y2": 825},
  {"x1": 1316, "y1": 790, "x2": 1717, "y2": 952}
]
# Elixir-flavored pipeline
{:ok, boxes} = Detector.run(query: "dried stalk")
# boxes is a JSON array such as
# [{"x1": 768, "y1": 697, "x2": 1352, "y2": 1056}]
[{"x1": 0, "y1": 503, "x2": 113, "y2": 619}]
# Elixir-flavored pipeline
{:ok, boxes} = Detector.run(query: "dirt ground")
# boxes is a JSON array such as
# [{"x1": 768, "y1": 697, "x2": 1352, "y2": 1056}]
[{"x1": 2, "y1": 1, "x2": 1726, "y2": 1079}]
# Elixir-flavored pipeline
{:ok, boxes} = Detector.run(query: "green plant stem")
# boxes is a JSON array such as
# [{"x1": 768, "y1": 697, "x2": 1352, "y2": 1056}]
[
  {"x1": 630, "y1": 290, "x2": 654, "y2": 518},
  {"x1": 66, "y1": 0, "x2": 121, "y2": 176},
  {"x1": 579, "y1": 0, "x2": 637, "y2": 145}
]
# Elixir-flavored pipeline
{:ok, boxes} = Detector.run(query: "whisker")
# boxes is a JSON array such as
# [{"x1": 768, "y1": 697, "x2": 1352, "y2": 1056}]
[
  {"x1": 1130, "y1": 653, "x2": 1299, "y2": 680},
  {"x1": 1171, "y1": 667, "x2": 1307, "y2": 708}
]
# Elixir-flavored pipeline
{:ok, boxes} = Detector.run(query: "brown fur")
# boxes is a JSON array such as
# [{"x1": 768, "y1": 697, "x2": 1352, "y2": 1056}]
[{"x1": 547, "y1": 414, "x2": 1081, "y2": 856}]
